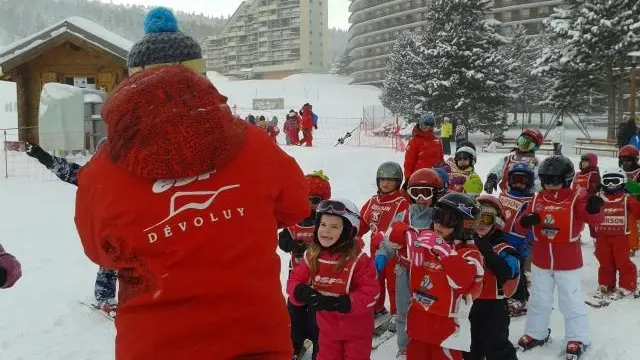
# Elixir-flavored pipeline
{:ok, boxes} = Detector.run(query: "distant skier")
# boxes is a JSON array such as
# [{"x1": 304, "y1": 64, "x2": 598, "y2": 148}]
[
  {"x1": 284, "y1": 109, "x2": 301, "y2": 145},
  {"x1": 25, "y1": 139, "x2": 118, "y2": 314}
]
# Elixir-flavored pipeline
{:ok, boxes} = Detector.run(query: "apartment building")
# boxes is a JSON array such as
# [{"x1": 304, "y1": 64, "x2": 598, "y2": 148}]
[
  {"x1": 346, "y1": 0, "x2": 428, "y2": 86},
  {"x1": 204, "y1": 0, "x2": 330, "y2": 79},
  {"x1": 491, "y1": 0, "x2": 565, "y2": 35}
]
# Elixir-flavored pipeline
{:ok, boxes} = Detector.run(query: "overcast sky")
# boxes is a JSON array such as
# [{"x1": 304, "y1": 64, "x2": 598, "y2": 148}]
[{"x1": 98, "y1": 0, "x2": 351, "y2": 29}]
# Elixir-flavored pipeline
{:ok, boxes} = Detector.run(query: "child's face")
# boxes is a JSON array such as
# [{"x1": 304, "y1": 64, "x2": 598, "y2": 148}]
[
  {"x1": 417, "y1": 197, "x2": 433, "y2": 206},
  {"x1": 544, "y1": 183, "x2": 563, "y2": 191},
  {"x1": 476, "y1": 223, "x2": 493, "y2": 236},
  {"x1": 434, "y1": 223, "x2": 454, "y2": 239},
  {"x1": 378, "y1": 179, "x2": 397, "y2": 193},
  {"x1": 317, "y1": 214, "x2": 344, "y2": 247},
  {"x1": 580, "y1": 160, "x2": 590, "y2": 170},
  {"x1": 457, "y1": 158, "x2": 470, "y2": 168}
]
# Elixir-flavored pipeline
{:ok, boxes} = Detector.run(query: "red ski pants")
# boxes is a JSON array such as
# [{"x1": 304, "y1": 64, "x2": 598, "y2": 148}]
[
  {"x1": 301, "y1": 129, "x2": 313, "y2": 147},
  {"x1": 286, "y1": 130, "x2": 299, "y2": 145},
  {"x1": 595, "y1": 234, "x2": 637, "y2": 291},
  {"x1": 407, "y1": 340, "x2": 462, "y2": 360},
  {"x1": 371, "y1": 241, "x2": 397, "y2": 314},
  {"x1": 317, "y1": 336, "x2": 371, "y2": 360}
]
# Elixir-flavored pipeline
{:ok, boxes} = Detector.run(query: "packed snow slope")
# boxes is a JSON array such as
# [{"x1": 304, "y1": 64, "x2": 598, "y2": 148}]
[{"x1": 0, "y1": 144, "x2": 637, "y2": 360}]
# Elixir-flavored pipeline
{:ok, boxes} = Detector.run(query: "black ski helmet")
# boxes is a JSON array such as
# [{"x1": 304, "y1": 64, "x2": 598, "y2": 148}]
[
  {"x1": 538, "y1": 155, "x2": 575, "y2": 189},
  {"x1": 433, "y1": 192, "x2": 481, "y2": 241},
  {"x1": 456, "y1": 140, "x2": 476, "y2": 152},
  {"x1": 376, "y1": 161, "x2": 403, "y2": 191}
]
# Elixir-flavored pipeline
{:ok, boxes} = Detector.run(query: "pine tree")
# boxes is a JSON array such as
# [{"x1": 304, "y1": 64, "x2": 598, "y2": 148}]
[
  {"x1": 536, "y1": 0, "x2": 640, "y2": 137},
  {"x1": 380, "y1": 32, "x2": 424, "y2": 118},
  {"x1": 329, "y1": 53, "x2": 351, "y2": 75},
  {"x1": 414, "y1": 0, "x2": 511, "y2": 133}
]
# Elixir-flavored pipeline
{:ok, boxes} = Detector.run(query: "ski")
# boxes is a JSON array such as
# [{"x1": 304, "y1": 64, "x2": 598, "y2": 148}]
[
  {"x1": 584, "y1": 298, "x2": 610, "y2": 308},
  {"x1": 79, "y1": 301, "x2": 116, "y2": 321},
  {"x1": 372, "y1": 330, "x2": 395, "y2": 349}
]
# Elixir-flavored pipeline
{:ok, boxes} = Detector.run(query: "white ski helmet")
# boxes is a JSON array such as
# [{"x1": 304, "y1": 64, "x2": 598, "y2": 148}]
[
  {"x1": 602, "y1": 167, "x2": 627, "y2": 191},
  {"x1": 315, "y1": 198, "x2": 360, "y2": 233},
  {"x1": 455, "y1": 146, "x2": 477, "y2": 166}
]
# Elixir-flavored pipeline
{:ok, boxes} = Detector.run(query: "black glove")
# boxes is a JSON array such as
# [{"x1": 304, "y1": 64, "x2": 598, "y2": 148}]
[
  {"x1": 292, "y1": 241, "x2": 308, "y2": 257},
  {"x1": 402, "y1": 181, "x2": 409, "y2": 191},
  {"x1": 294, "y1": 284, "x2": 321, "y2": 306},
  {"x1": 25, "y1": 141, "x2": 54, "y2": 168},
  {"x1": 519, "y1": 213, "x2": 541, "y2": 229},
  {"x1": 586, "y1": 195, "x2": 604, "y2": 214},
  {"x1": 316, "y1": 294, "x2": 351, "y2": 313},
  {"x1": 474, "y1": 235, "x2": 493, "y2": 255},
  {"x1": 314, "y1": 124, "x2": 318, "y2": 130},
  {"x1": 484, "y1": 173, "x2": 498, "y2": 194}
]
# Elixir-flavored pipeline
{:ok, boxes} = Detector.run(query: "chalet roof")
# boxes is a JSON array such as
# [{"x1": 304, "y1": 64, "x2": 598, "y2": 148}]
[{"x1": 0, "y1": 17, "x2": 133, "y2": 72}]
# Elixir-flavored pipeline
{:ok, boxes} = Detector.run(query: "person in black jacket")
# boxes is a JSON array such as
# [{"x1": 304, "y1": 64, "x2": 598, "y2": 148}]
[
  {"x1": 465, "y1": 196, "x2": 520, "y2": 360},
  {"x1": 25, "y1": 140, "x2": 118, "y2": 315},
  {"x1": 278, "y1": 170, "x2": 331, "y2": 360}
]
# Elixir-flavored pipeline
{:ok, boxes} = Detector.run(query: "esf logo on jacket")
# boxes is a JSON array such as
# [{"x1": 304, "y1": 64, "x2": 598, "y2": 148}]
[{"x1": 144, "y1": 171, "x2": 244, "y2": 243}]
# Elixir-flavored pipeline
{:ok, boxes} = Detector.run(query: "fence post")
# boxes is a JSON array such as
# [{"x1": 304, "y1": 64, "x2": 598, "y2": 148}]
[{"x1": 4, "y1": 130, "x2": 7, "y2": 179}]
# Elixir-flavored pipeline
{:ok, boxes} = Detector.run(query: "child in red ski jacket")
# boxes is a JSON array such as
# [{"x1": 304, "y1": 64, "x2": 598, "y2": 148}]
[
  {"x1": 267, "y1": 117, "x2": 280, "y2": 143},
  {"x1": 618, "y1": 145, "x2": 640, "y2": 255},
  {"x1": 387, "y1": 193, "x2": 484, "y2": 360},
  {"x1": 515, "y1": 156, "x2": 604, "y2": 358},
  {"x1": 287, "y1": 199, "x2": 379, "y2": 360},
  {"x1": 359, "y1": 161, "x2": 410, "y2": 320},
  {"x1": 284, "y1": 110, "x2": 301, "y2": 145},
  {"x1": 279, "y1": 170, "x2": 332, "y2": 360},
  {"x1": 590, "y1": 168, "x2": 640, "y2": 302},
  {"x1": 571, "y1": 153, "x2": 600, "y2": 194}
]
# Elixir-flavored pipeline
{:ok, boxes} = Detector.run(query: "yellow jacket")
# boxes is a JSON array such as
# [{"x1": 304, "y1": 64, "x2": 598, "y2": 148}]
[{"x1": 441, "y1": 122, "x2": 453, "y2": 138}]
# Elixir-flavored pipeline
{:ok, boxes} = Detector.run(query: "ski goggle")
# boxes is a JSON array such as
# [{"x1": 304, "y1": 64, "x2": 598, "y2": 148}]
[
  {"x1": 455, "y1": 153, "x2": 473, "y2": 161},
  {"x1": 509, "y1": 173, "x2": 531, "y2": 186},
  {"x1": 619, "y1": 156, "x2": 636, "y2": 163},
  {"x1": 479, "y1": 213, "x2": 496, "y2": 226},
  {"x1": 407, "y1": 186, "x2": 434, "y2": 201},
  {"x1": 602, "y1": 176, "x2": 624, "y2": 187},
  {"x1": 317, "y1": 200, "x2": 361, "y2": 219},
  {"x1": 516, "y1": 135, "x2": 537, "y2": 151},
  {"x1": 540, "y1": 175, "x2": 564, "y2": 186}
]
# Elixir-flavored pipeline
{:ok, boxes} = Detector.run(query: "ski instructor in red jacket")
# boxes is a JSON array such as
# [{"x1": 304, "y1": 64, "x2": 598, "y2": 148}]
[
  {"x1": 74, "y1": 8, "x2": 310, "y2": 360},
  {"x1": 403, "y1": 114, "x2": 445, "y2": 182}
]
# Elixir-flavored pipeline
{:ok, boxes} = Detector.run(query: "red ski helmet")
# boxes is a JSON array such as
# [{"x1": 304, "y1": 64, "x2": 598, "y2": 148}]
[
  {"x1": 520, "y1": 128, "x2": 544, "y2": 147},
  {"x1": 306, "y1": 170, "x2": 331, "y2": 201},
  {"x1": 619, "y1": 145, "x2": 639, "y2": 159}
]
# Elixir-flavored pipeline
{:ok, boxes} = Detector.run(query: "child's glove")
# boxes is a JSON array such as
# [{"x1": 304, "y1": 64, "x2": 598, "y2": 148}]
[
  {"x1": 374, "y1": 254, "x2": 388, "y2": 274},
  {"x1": 519, "y1": 213, "x2": 541, "y2": 228},
  {"x1": 370, "y1": 231, "x2": 384, "y2": 250},
  {"x1": 25, "y1": 141, "x2": 54, "y2": 168},
  {"x1": 586, "y1": 195, "x2": 604, "y2": 214},
  {"x1": 484, "y1": 173, "x2": 498, "y2": 194},
  {"x1": 417, "y1": 231, "x2": 453, "y2": 258},
  {"x1": 0, "y1": 246, "x2": 21, "y2": 289},
  {"x1": 316, "y1": 294, "x2": 351, "y2": 313},
  {"x1": 430, "y1": 240, "x2": 454, "y2": 259},
  {"x1": 294, "y1": 284, "x2": 320, "y2": 306}
]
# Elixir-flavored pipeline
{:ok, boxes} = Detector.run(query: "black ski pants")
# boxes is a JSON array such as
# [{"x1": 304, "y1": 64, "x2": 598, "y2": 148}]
[
  {"x1": 287, "y1": 299, "x2": 319, "y2": 359},
  {"x1": 464, "y1": 299, "x2": 518, "y2": 360}
]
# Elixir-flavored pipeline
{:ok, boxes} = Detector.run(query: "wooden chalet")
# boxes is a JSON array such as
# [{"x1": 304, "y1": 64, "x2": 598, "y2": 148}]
[{"x1": 0, "y1": 17, "x2": 132, "y2": 140}]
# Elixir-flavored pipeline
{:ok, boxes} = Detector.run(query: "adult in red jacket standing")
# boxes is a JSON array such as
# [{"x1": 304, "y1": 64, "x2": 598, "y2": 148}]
[
  {"x1": 73, "y1": 8, "x2": 310, "y2": 360},
  {"x1": 300, "y1": 103, "x2": 315, "y2": 147},
  {"x1": 403, "y1": 114, "x2": 445, "y2": 182},
  {"x1": 515, "y1": 156, "x2": 604, "y2": 359}
]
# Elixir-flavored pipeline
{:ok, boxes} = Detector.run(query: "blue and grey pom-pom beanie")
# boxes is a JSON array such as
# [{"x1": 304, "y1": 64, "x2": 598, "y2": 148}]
[{"x1": 127, "y1": 7, "x2": 202, "y2": 69}]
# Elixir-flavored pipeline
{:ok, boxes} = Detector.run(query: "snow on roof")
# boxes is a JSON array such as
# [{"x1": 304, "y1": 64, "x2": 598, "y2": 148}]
[{"x1": 0, "y1": 17, "x2": 132, "y2": 67}]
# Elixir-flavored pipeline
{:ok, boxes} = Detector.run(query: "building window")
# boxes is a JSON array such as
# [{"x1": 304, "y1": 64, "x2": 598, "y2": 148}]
[{"x1": 520, "y1": 8, "x2": 530, "y2": 18}]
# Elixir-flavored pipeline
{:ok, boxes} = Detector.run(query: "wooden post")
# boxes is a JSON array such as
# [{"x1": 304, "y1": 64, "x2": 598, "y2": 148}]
[{"x1": 631, "y1": 65, "x2": 637, "y2": 116}]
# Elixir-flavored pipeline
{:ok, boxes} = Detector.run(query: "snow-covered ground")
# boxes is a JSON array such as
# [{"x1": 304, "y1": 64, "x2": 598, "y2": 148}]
[{"x1": 0, "y1": 143, "x2": 638, "y2": 360}]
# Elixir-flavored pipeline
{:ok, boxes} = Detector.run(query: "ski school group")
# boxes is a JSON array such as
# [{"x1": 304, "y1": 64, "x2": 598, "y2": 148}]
[{"x1": 278, "y1": 122, "x2": 640, "y2": 360}]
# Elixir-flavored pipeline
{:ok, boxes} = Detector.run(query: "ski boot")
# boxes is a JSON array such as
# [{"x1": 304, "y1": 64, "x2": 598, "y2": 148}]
[
  {"x1": 396, "y1": 349, "x2": 407, "y2": 359},
  {"x1": 517, "y1": 329, "x2": 550, "y2": 351},
  {"x1": 507, "y1": 298, "x2": 527, "y2": 317},
  {"x1": 610, "y1": 287, "x2": 634, "y2": 300},
  {"x1": 565, "y1": 340, "x2": 587, "y2": 359},
  {"x1": 387, "y1": 315, "x2": 397, "y2": 333},
  {"x1": 585, "y1": 285, "x2": 611, "y2": 307},
  {"x1": 98, "y1": 299, "x2": 118, "y2": 318}
]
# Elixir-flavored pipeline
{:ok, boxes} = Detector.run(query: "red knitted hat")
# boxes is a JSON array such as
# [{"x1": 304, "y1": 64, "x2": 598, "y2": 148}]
[
  {"x1": 102, "y1": 65, "x2": 246, "y2": 178},
  {"x1": 306, "y1": 170, "x2": 331, "y2": 200}
]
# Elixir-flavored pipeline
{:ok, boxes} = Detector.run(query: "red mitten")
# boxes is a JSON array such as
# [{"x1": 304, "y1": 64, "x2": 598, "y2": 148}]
[
  {"x1": 387, "y1": 222, "x2": 411, "y2": 249},
  {"x1": 370, "y1": 231, "x2": 384, "y2": 254}
]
